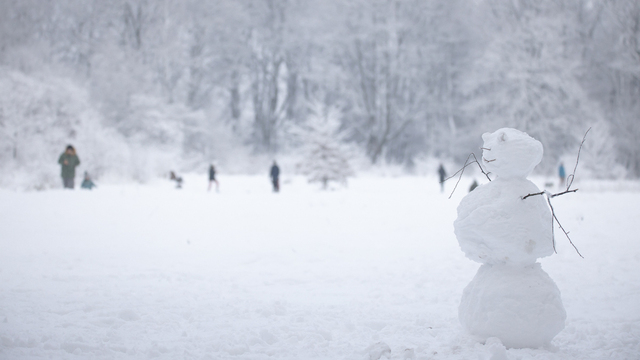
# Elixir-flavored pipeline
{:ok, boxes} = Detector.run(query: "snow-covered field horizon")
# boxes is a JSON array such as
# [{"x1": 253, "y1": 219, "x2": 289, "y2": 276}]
[{"x1": 1, "y1": 175, "x2": 639, "y2": 359}]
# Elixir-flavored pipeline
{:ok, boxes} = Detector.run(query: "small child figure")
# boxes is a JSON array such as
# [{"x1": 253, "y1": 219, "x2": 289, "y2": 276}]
[
  {"x1": 81, "y1": 172, "x2": 96, "y2": 190},
  {"x1": 468, "y1": 179, "x2": 478, "y2": 192}
]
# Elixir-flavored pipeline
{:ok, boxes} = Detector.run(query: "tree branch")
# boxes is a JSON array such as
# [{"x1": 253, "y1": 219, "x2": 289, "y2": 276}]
[
  {"x1": 521, "y1": 128, "x2": 591, "y2": 258},
  {"x1": 523, "y1": 127, "x2": 590, "y2": 199},
  {"x1": 522, "y1": 191, "x2": 545, "y2": 200},
  {"x1": 546, "y1": 191, "x2": 584, "y2": 258},
  {"x1": 444, "y1": 153, "x2": 492, "y2": 199},
  {"x1": 565, "y1": 127, "x2": 591, "y2": 191}
]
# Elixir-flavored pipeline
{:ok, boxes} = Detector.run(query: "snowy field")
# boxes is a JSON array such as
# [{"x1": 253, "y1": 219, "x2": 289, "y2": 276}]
[{"x1": 0, "y1": 174, "x2": 639, "y2": 360}]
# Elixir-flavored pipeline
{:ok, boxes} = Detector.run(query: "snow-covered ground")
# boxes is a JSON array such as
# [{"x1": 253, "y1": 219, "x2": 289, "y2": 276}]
[{"x1": 0, "y1": 175, "x2": 638, "y2": 360}]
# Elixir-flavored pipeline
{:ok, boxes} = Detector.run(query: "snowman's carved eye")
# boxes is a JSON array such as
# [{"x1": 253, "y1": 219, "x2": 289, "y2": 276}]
[{"x1": 499, "y1": 133, "x2": 507, "y2": 142}]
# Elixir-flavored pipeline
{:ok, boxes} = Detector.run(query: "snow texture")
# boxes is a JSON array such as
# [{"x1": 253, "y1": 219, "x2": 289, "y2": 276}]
[
  {"x1": 454, "y1": 177, "x2": 553, "y2": 265},
  {"x1": 483, "y1": 337, "x2": 508, "y2": 360},
  {"x1": 481, "y1": 128, "x2": 544, "y2": 179},
  {"x1": 459, "y1": 263, "x2": 566, "y2": 349},
  {"x1": 1, "y1": 175, "x2": 639, "y2": 359},
  {"x1": 455, "y1": 129, "x2": 553, "y2": 266}
]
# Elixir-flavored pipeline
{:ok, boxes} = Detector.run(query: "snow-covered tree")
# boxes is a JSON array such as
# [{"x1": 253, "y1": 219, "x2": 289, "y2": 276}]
[
  {"x1": 0, "y1": 67, "x2": 130, "y2": 189},
  {"x1": 593, "y1": 0, "x2": 640, "y2": 177},
  {"x1": 297, "y1": 101, "x2": 353, "y2": 189},
  {"x1": 461, "y1": 0, "x2": 608, "y2": 173},
  {"x1": 0, "y1": 0, "x2": 637, "y2": 182}
]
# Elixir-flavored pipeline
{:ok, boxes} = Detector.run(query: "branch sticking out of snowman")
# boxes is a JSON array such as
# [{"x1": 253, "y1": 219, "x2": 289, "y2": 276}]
[
  {"x1": 523, "y1": 128, "x2": 590, "y2": 200},
  {"x1": 556, "y1": 127, "x2": 590, "y2": 196},
  {"x1": 518, "y1": 189, "x2": 583, "y2": 257},
  {"x1": 521, "y1": 128, "x2": 591, "y2": 258},
  {"x1": 444, "y1": 153, "x2": 492, "y2": 199}
]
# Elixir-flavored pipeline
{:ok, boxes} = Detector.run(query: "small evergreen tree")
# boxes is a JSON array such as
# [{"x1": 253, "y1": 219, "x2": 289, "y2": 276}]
[{"x1": 297, "y1": 102, "x2": 353, "y2": 189}]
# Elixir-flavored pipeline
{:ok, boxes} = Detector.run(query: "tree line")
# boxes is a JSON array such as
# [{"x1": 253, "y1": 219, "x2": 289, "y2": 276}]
[{"x1": 0, "y1": 0, "x2": 638, "y2": 178}]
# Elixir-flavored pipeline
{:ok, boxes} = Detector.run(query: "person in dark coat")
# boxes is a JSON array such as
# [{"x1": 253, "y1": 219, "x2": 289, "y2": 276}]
[
  {"x1": 270, "y1": 161, "x2": 280, "y2": 192},
  {"x1": 208, "y1": 164, "x2": 219, "y2": 192},
  {"x1": 81, "y1": 171, "x2": 96, "y2": 190},
  {"x1": 438, "y1": 163, "x2": 446, "y2": 193},
  {"x1": 58, "y1": 145, "x2": 80, "y2": 189}
]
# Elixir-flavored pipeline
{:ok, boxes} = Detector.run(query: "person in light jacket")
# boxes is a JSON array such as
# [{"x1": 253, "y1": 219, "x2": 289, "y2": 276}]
[
  {"x1": 81, "y1": 171, "x2": 96, "y2": 190},
  {"x1": 558, "y1": 163, "x2": 566, "y2": 188}
]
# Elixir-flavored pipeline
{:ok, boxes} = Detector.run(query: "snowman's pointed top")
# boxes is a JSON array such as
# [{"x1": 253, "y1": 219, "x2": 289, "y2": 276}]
[{"x1": 481, "y1": 128, "x2": 543, "y2": 179}]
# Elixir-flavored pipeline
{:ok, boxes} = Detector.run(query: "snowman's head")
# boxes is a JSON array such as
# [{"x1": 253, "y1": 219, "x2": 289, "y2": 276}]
[{"x1": 481, "y1": 128, "x2": 543, "y2": 179}]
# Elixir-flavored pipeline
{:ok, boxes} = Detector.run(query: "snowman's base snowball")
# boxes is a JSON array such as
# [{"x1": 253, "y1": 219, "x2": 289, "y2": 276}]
[{"x1": 459, "y1": 263, "x2": 566, "y2": 349}]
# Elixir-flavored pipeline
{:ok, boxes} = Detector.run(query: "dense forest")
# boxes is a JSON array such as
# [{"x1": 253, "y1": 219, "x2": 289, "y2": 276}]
[{"x1": 0, "y1": 0, "x2": 638, "y2": 188}]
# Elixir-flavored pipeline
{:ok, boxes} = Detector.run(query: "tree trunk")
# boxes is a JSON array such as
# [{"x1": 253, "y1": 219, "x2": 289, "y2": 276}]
[{"x1": 230, "y1": 70, "x2": 241, "y2": 123}]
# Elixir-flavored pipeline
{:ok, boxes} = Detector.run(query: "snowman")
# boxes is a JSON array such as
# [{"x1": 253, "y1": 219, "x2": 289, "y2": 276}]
[{"x1": 454, "y1": 128, "x2": 566, "y2": 349}]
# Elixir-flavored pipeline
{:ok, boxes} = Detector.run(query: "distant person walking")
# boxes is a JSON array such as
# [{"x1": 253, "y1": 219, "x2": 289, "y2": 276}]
[
  {"x1": 438, "y1": 163, "x2": 447, "y2": 193},
  {"x1": 208, "y1": 164, "x2": 219, "y2": 192},
  {"x1": 558, "y1": 163, "x2": 566, "y2": 188},
  {"x1": 58, "y1": 145, "x2": 80, "y2": 189},
  {"x1": 270, "y1": 161, "x2": 280, "y2": 192},
  {"x1": 81, "y1": 171, "x2": 96, "y2": 190},
  {"x1": 170, "y1": 171, "x2": 183, "y2": 189}
]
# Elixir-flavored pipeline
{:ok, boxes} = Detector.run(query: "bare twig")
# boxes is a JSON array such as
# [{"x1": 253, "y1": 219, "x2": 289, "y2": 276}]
[
  {"x1": 445, "y1": 154, "x2": 476, "y2": 199},
  {"x1": 522, "y1": 191, "x2": 545, "y2": 200},
  {"x1": 550, "y1": 188, "x2": 578, "y2": 198},
  {"x1": 565, "y1": 127, "x2": 591, "y2": 191},
  {"x1": 523, "y1": 127, "x2": 591, "y2": 199},
  {"x1": 523, "y1": 191, "x2": 584, "y2": 257},
  {"x1": 544, "y1": 192, "x2": 557, "y2": 254},
  {"x1": 472, "y1": 153, "x2": 493, "y2": 182},
  {"x1": 443, "y1": 153, "x2": 491, "y2": 199},
  {"x1": 443, "y1": 154, "x2": 476, "y2": 183},
  {"x1": 521, "y1": 128, "x2": 591, "y2": 258},
  {"x1": 546, "y1": 192, "x2": 584, "y2": 258}
]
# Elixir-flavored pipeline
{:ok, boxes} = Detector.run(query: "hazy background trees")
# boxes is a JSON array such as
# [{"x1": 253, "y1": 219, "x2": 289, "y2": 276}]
[{"x1": 0, "y1": 0, "x2": 638, "y2": 188}]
